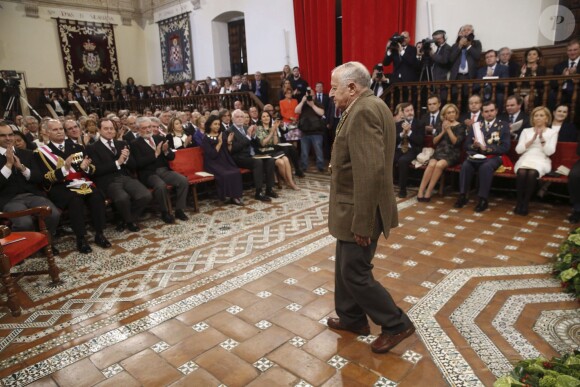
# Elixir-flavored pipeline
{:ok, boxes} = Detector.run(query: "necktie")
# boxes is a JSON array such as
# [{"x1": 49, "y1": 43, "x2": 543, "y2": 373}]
[
  {"x1": 487, "y1": 67, "x2": 494, "y2": 76},
  {"x1": 108, "y1": 140, "x2": 117, "y2": 156},
  {"x1": 148, "y1": 137, "x2": 156, "y2": 149},
  {"x1": 430, "y1": 115, "x2": 435, "y2": 126},
  {"x1": 509, "y1": 115, "x2": 514, "y2": 123},
  {"x1": 570, "y1": 61, "x2": 576, "y2": 68},
  {"x1": 58, "y1": 144, "x2": 64, "y2": 152},
  {"x1": 459, "y1": 48, "x2": 468, "y2": 73},
  {"x1": 471, "y1": 113, "x2": 477, "y2": 121}
]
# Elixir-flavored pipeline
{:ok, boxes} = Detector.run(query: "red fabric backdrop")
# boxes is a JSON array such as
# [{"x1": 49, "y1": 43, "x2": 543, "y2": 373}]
[
  {"x1": 341, "y1": 0, "x2": 417, "y2": 74},
  {"x1": 292, "y1": 0, "x2": 336, "y2": 90}
]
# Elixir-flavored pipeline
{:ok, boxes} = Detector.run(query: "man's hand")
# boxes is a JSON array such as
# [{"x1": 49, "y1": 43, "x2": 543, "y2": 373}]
[
  {"x1": 118, "y1": 146, "x2": 129, "y2": 164},
  {"x1": 354, "y1": 234, "x2": 371, "y2": 247},
  {"x1": 64, "y1": 154, "x2": 76, "y2": 170},
  {"x1": 227, "y1": 132, "x2": 234, "y2": 144},
  {"x1": 401, "y1": 121, "x2": 411, "y2": 132},
  {"x1": 155, "y1": 141, "x2": 163, "y2": 157},
  {"x1": 13, "y1": 154, "x2": 24, "y2": 172},
  {"x1": 474, "y1": 141, "x2": 486, "y2": 150},
  {"x1": 80, "y1": 156, "x2": 91, "y2": 170},
  {"x1": 247, "y1": 125, "x2": 256, "y2": 137},
  {"x1": 4, "y1": 146, "x2": 15, "y2": 168}
]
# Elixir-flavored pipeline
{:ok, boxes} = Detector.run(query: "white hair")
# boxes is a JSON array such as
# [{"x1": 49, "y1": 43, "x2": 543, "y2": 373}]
[
  {"x1": 136, "y1": 116, "x2": 151, "y2": 128},
  {"x1": 331, "y1": 61, "x2": 371, "y2": 88}
]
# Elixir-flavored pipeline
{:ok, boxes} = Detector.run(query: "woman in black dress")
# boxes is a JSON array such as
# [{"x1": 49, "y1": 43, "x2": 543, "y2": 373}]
[
  {"x1": 201, "y1": 115, "x2": 244, "y2": 205},
  {"x1": 417, "y1": 103, "x2": 465, "y2": 201}
]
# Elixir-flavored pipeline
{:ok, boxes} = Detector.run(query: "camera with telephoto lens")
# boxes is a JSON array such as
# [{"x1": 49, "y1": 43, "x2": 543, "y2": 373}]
[
  {"x1": 388, "y1": 33, "x2": 405, "y2": 50},
  {"x1": 456, "y1": 32, "x2": 474, "y2": 44},
  {"x1": 420, "y1": 38, "x2": 435, "y2": 55},
  {"x1": 306, "y1": 87, "x2": 312, "y2": 101},
  {"x1": 1, "y1": 70, "x2": 21, "y2": 96}
]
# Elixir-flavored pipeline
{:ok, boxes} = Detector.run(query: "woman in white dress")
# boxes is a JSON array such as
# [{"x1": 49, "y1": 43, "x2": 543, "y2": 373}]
[{"x1": 513, "y1": 106, "x2": 558, "y2": 215}]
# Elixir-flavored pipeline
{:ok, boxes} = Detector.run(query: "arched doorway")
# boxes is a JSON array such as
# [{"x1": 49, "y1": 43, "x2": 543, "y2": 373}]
[{"x1": 212, "y1": 11, "x2": 247, "y2": 76}]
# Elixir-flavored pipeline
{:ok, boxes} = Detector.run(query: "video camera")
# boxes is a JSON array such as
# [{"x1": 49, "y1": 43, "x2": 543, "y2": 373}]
[
  {"x1": 374, "y1": 64, "x2": 385, "y2": 79},
  {"x1": 306, "y1": 87, "x2": 313, "y2": 101},
  {"x1": 388, "y1": 33, "x2": 406, "y2": 50},
  {"x1": 420, "y1": 38, "x2": 435, "y2": 55},
  {"x1": 1, "y1": 70, "x2": 22, "y2": 96}
]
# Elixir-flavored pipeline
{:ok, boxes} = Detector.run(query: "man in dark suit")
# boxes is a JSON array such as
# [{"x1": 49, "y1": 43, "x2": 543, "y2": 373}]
[
  {"x1": 419, "y1": 95, "x2": 442, "y2": 135},
  {"x1": 250, "y1": 72, "x2": 269, "y2": 104},
  {"x1": 86, "y1": 119, "x2": 152, "y2": 232},
  {"x1": 34, "y1": 119, "x2": 110, "y2": 253},
  {"x1": 248, "y1": 106, "x2": 260, "y2": 126},
  {"x1": 394, "y1": 103, "x2": 425, "y2": 198},
  {"x1": 327, "y1": 61, "x2": 414, "y2": 353},
  {"x1": 460, "y1": 94, "x2": 484, "y2": 129},
  {"x1": 454, "y1": 101, "x2": 510, "y2": 212},
  {"x1": 132, "y1": 117, "x2": 189, "y2": 224},
  {"x1": 122, "y1": 116, "x2": 139, "y2": 143},
  {"x1": 498, "y1": 95, "x2": 529, "y2": 140},
  {"x1": 476, "y1": 50, "x2": 509, "y2": 109},
  {"x1": 498, "y1": 47, "x2": 520, "y2": 78},
  {"x1": 228, "y1": 109, "x2": 277, "y2": 202},
  {"x1": 314, "y1": 82, "x2": 330, "y2": 112},
  {"x1": 449, "y1": 25, "x2": 482, "y2": 108},
  {"x1": 79, "y1": 90, "x2": 92, "y2": 112},
  {"x1": 370, "y1": 65, "x2": 390, "y2": 98},
  {"x1": 0, "y1": 123, "x2": 60, "y2": 252},
  {"x1": 550, "y1": 39, "x2": 579, "y2": 109},
  {"x1": 382, "y1": 31, "x2": 420, "y2": 83},
  {"x1": 430, "y1": 30, "x2": 451, "y2": 81},
  {"x1": 23, "y1": 116, "x2": 41, "y2": 146}
]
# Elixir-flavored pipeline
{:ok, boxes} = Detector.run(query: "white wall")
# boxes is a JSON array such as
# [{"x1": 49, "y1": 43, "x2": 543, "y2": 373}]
[
  {"x1": 415, "y1": 0, "x2": 559, "y2": 50},
  {"x1": 0, "y1": 1, "x2": 148, "y2": 88}
]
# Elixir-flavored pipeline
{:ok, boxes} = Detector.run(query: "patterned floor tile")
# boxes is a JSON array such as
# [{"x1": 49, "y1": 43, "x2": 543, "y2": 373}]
[
  {"x1": 101, "y1": 363, "x2": 123, "y2": 378},
  {"x1": 177, "y1": 361, "x2": 199, "y2": 375},
  {"x1": 327, "y1": 354, "x2": 348, "y2": 370},
  {"x1": 289, "y1": 336, "x2": 307, "y2": 348}
]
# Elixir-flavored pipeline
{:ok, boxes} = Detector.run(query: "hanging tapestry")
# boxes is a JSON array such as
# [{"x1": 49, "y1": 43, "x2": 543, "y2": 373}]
[
  {"x1": 158, "y1": 13, "x2": 194, "y2": 83},
  {"x1": 56, "y1": 18, "x2": 120, "y2": 89}
]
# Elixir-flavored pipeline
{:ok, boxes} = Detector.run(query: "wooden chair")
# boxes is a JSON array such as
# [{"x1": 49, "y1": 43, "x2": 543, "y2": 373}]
[{"x1": 0, "y1": 206, "x2": 61, "y2": 317}]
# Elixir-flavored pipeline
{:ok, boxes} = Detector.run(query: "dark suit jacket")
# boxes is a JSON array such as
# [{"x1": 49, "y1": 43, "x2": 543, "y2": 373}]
[
  {"x1": 475, "y1": 65, "x2": 510, "y2": 98},
  {"x1": 419, "y1": 112, "x2": 443, "y2": 134},
  {"x1": 476, "y1": 65, "x2": 509, "y2": 80},
  {"x1": 370, "y1": 80, "x2": 389, "y2": 97},
  {"x1": 552, "y1": 59, "x2": 576, "y2": 92},
  {"x1": 86, "y1": 139, "x2": 135, "y2": 191},
  {"x1": 431, "y1": 43, "x2": 451, "y2": 81},
  {"x1": 395, "y1": 119, "x2": 425, "y2": 152},
  {"x1": 123, "y1": 131, "x2": 139, "y2": 144},
  {"x1": 464, "y1": 119, "x2": 511, "y2": 156},
  {"x1": 250, "y1": 79, "x2": 270, "y2": 104},
  {"x1": 33, "y1": 142, "x2": 94, "y2": 208},
  {"x1": 500, "y1": 61, "x2": 520, "y2": 78},
  {"x1": 449, "y1": 40, "x2": 483, "y2": 79},
  {"x1": 0, "y1": 148, "x2": 45, "y2": 209},
  {"x1": 328, "y1": 89, "x2": 398, "y2": 242},
  {"x1": 498, "y1": 111, "x2": 530, "y2": 138},
  {"x1": 131, "y1": 135, "x2": 175, "y2": 184},
  {"x1": 383, "y1": 45, "x2": 420, "y2": 82},
  {"x1": 228, "y1": 125, "x2": 254, "y2": 162}
]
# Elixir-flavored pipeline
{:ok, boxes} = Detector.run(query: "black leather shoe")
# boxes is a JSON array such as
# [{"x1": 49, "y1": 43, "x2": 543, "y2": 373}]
[
  {"x1": 255, "y1": 193, "x2": 271, "y2": 202},
  {"x1": 76, "y1": 237, "x2": 92, "y2": 254},
  {"x1": 265, "y1": 190, "x2": 279, "y2": 199},
  {"x1": 474, "y1": 198, "x2": 488, "y2": 212},
  {"x1": 296, "y1": 170, "x2": 305, "y2": 178},
  {"x1": 51, "y1": 245, "x2": 60, "y2": 256},
  {"x1": 569, "y1": 211, "x2": 580, "y2": 223},
  {"x1": 115, "y1": 222, "x2": 126, "y2": 232},
  {"x1": 454, "y1": 194, "x2": 468, "y2": 208},
  {"x1": 95, "y1": 233, "x2": 112, "y2": 248},
  {"x1": 161, "y1": 213, "x2": 175, "y2": 224},
  {"x1": 175, "y1": 209, "x2": 189, "y2": 221},
  {"x1": 126, "y1": 222, "x2": 140, "y2": 232},
  {"x1": 397, "y1": 190, "x2": 407, "y2": 198}
]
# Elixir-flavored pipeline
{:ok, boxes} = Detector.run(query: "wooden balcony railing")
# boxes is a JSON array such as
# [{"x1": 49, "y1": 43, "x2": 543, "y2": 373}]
[
  {"x1": 74, "y1": 91, "x2": 264, "y2": 117},
  {"x1": 382, "y1": 75, "x2": 580, "y2": 121}
]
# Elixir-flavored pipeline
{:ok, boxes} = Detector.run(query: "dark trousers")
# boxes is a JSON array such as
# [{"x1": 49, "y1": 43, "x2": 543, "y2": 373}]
[
  {"x1": 569, "y1": 159, "x2": 580, "y2": 211},
  {"x1": 459, "y1": 157, "x2": 503, "y2": 199},
  {"x1": 234, "y1": 156, "x2": 275, "y2": 193},
  {"x1": 105, "y1": 175, "x2": 152, "y2": 223},
  {"x1": 394, "y1": 149, "x2": 418, "y2": 191},
  {"x1": 56, "y1": 192, "x2": 107, "y2": 238},
  {"x1": 146, "y1": 167, "x2": 189, "y2": 213},
  {"x1": 334, "y1": 239, "x2": 412, "y2": 334},
  {"x1": 3, "y1": 193, "x2": 60, "y2": 236}
]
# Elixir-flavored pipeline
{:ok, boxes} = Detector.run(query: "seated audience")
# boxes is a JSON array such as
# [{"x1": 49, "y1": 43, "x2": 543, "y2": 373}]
[
  {"x1": 499, "y1": 95, "x2": 530, "y2": 139},
  {"x1": 550, "y1": 39, "x2": 579, "y2": 108},
  {"x1": 86, "y1": 119, "x2": 152, "y2": 232},
  {"x1": 228, "y1": 109, "x2": 277, "y2": 202},
  {"x1": 122, "y1": 115, "x2": 139, "y2": 143},
  {"x1": 35, "y1": 119, "x2": 110, "y2": 253},
  {"x1": 394, "y1": 103, "x2": 425, "y2": 197},
  {"x1": 201, "y1": 115, "x2": 244, "y2": 205},
  {"x1": 64, "y1": 119, "x2": 88, "y2": 147},
  {"x1": 460, "y1": 94, "x2": 484, "y2": 130},
  {"x1": 0, "y1": 122, "x2": 60, "y2": 253},
  {"x1": 519, "y1": 47, "x2": 547, "y2": 108},
  {"x1": 132, "y1": 117, "x2": 189, "y2": 223},
  {"x1": 476, "y1": 49, "x2": 509, "y2": 109},
  {"x1": 166, "y1": 117, "x2": 193, "y2": 150},
  {"x1": 255, "y1": 111, "x2": 299, "y2": 190},
  {"x1": 219, "y1": 109, "x2": 232, "y2": 132},
  {"x1": 417, "y1": 103, "x2": 465, "y2": 201},
  {"x1": 393, "y1": 103, "x2": 405, "y2": 123},
  {"x1": 420, "y1": 95, "x2": 442, "y2": 135},
  {"x1": 551, "y1": 104, "x2": 578, "y2": 142},
  {"x1": 12, "y1": 130, "x2": 33, "y2": 150},
  {"x1": 498, "y1": 47, "x2": 520, "y2": 77},
  {"x1": 279, "y1": 88, "x2": 301, "y2": 145},
  {"x1": 513, "y1": 106, "x2": 558, "y2": 216},
  {"x1": 454, "y1": 101, "x2": 510, "y2": 212}
]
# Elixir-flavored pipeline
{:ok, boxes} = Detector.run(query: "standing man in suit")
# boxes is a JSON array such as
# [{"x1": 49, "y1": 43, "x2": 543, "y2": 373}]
[
  {"x1": 394, "y1": 103, "x2": 425, "y2": 198},
  {"x1": 476, "y1": 50, "x2": 509, "y2": 109},
  {"x1": 454, "y1": 101, "x2": 510, "y2": 212},
  {"x1": 132, "y1": 117, "x2": 189, "y2": 224},
  {"x1": 0, "y1": 122, "x2": 60, "y2": 253},
  {"x1": 383, "y1": 31, "x2": 420, "y2": 83},
  {"x1": 34, "y1": 119, "x2": 110, "y2": 253},
  {"x1": 86, "y1": 119, "x2": 152, "y2": 232},
  {"x1": 550, "y1": 39, "x2": 579, "y2": 109},
  {"x1": 429, "y1": 30, "x2": 451, "y2": 104},
  {"x1": 449, "y1": 25, "x2": 482, "y2": 108},
  {"x1": 326, "y1": 61, "x2": 415, "y2": 353},
  {"x1": 370, "y1": 65, "x2": 390, "y2": 98},
  {"x1": 227, "y1": 109, "x2": 277, "y2": 202},
  {"x1": 314, "y1": 82, "x2": 330, "y2": 112},
  {"x1": 250, "y1": 71, "x2": 269, "y2": 104}
]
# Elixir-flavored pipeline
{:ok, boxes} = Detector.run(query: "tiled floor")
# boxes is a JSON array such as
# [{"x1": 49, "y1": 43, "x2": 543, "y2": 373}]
[{"x1": 0, "y1": 173, "x2": 578, "y2": 386}]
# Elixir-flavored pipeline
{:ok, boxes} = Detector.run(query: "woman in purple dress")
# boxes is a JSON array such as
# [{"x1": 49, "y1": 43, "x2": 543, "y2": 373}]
[{"x1": 201, "y1": 115, "x2": 244, "y2": 205}]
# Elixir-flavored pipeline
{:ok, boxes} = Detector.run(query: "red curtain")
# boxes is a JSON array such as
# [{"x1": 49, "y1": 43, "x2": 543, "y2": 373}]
[
  {"x1": 292, "y1": 0, "x2": 336, "y2": 91},
  {"x1": 342, "y1": 0, "x2": 417, "y2": 73}
]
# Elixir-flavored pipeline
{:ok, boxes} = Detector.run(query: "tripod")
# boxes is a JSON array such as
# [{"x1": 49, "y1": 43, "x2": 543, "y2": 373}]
[{"x1": 3, "y1": 93, "x2": 41, "y2": 121}]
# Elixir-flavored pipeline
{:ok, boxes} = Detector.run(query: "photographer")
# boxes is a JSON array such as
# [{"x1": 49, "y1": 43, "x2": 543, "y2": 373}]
[
  {"x1": 449, "y1": 24, "x2": 482, "y2": 80},
  {"x1": 295, "y1": 87, "x2": 325, "y2": 172},
  {"x1": 429, "y1": 30, "x2": 451, "y2": 82},
  {"x1": 382, "y1": 31, "x2": 420, "y2": 83},
  {"x1": 371, "y1": 64, "x2": 390, "y2": 97}
]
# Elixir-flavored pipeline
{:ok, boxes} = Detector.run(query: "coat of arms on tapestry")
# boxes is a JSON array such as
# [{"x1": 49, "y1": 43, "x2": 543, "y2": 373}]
[
  {"x1": 56, "y1": 19, "x2": 120, "y2": 88},
  {"x1": 158, "y1": 13, "x2": 194, "y2": 83}
]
